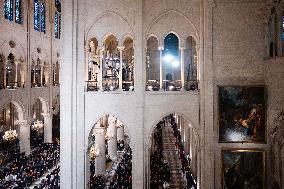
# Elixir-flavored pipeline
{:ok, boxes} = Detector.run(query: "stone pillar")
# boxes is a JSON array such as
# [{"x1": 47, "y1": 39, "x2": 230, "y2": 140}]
[
  {"x1": 180, "y1": 47, "x2": 185, "y2": 91},
  {"x1": 117, "y1": 123, "x2": 124, "y2": 142},
  {"x1": 94, "y1": 127, "x2": 106, "y2": 175},
  {"x1": 99, "y1": 47, "x2": 104, "y2": 91},
  {"x1": 17, "y1": 120, "x2": 31, "y2": 156},
  {"x1": 33, "y1": 66, "x2": 36, "y2": 86},
  {"x1": 158, "y1": 46, "x2": 164, "y2": 90},
  {"x1": 118, "y1": 46, "x2": 124, "y2": 91},
  {"x1": 15, "y1": 61, "x2": 18, "y2": 87},
  {"x1": 40, "y1": 65, "x2": 44, "y2": 86},
  {"x1": 107, "y1": 116, "x2": 117, "y2": 160},
  {"x1": 4, "y1": 62, "x2": 7, "y2": 88},
  {"x1": 43, "y1": 113, "x2": 52, "y2": 143}
]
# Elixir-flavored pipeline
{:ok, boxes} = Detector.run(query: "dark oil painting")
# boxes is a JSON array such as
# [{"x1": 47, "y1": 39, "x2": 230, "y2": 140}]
[
  {"x1": 222, "y1": 150, "x2": 265, "y2": 189},
  {"x1": 219, "y1": 86, "x2": 266, "y2": 143}
]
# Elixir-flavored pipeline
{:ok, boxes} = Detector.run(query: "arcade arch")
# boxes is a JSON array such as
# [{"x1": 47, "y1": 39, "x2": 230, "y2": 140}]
[
  {"x1": 147, "y1": 113, "x2": 200, "y2": 189},
  {"x1": 86, "y1": 114, "x2": 132, "y2": 189}
]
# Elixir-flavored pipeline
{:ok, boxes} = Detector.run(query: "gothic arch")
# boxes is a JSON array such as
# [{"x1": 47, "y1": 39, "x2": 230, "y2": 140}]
[
  {"x1": 147, "y1": 10, "x2": 199, "y2": 47},
  {"x1": 86, "y1": 11, "x2": 134, "y2": 45},
  {"x1": 146, "y1": 111, "x2": 200, "y2": 149},
  {"x1": 1, "y1": 100, "x2": 26, "y2": 121},
  {"x1": 87, "y1": 113, "x2": 132, "y2": 149},
  {"x1": 32, "y1": 97, "x2": 50, "y2": 115}
]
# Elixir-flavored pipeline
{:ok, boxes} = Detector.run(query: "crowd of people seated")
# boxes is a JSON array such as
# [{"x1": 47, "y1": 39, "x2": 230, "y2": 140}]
[
  {"x1": 33, "y1": 166, "x2": 60, "y2": 189},
  {"x1": 117, "y1": 140, "x2": 124, "y2": 151},
  {"x1": 150, "y1": 121, "x2": 171, "y2": 189},
  {"x1": 170, "y1": 115, "x2": 197, "y2": 189},
  {"x1": 0, "y1": 143, "x2": 59, "y2": 189},
  {"x1": 90, "y1": 174, "x2": 105, "y2": 189},
  {"x1": 0, "y1": 139, "x2": 20, "y2": 167},
  {"x1": 109, "y1": 147, "x2": 132, "y2": 189}
]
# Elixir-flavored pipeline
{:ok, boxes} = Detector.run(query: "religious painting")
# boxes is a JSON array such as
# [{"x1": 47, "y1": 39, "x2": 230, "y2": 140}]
[
  {"x1": 219, "y1": 86, "x2": 266, "y2": 143},
  {"x1": 222, "y1": 150, "x2": 265, "y2": 189}
]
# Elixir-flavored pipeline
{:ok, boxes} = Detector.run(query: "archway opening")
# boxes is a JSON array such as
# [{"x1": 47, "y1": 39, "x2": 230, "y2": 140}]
[
  {"x1": 31, "y1": 98, "x2": 45, "y2": 149},
  {"x1": 52, "y1": 95, "x2": 60, "y2": 144},
  {"x1": 86, "y1": 37, "x2": 99, "y2": 91},
  {"x1": 102, "y1": 35, "x2": 119, "y2": 91},
  {"x1": 87, "y1": 114, "x2": 132, "y2": 189},
  {"x1": 0, "y1": 102, "x2": 21, "y2": 166},
  {"x1": 184, "y1": 36, "x2": 198, "y2": 91},
  {"x1": 146, "y1": 36, "x2": 160, "y2": 91},
  {"x1": 149, "y1": 113, "x2": 197, "y2": 189},
  {"x1": 163, "y1": 33, "x2": 181, "y2": 91},
  {"x1": 122, "y1": 37, "x2": 134, "y2": 91}
]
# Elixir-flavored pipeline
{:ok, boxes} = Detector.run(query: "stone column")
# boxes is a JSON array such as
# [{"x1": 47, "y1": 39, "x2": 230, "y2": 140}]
[
  {"x1": 15, "y1": 61, "x2": 18, "y2": 87},
  {"x1": 17, "y1": 120, "x2": 31, "y2": 156},
  {"x1": 94, "y1": 127, "x2": 106, "y2": 175},
  {"x1": 158, "y1": 46, "x2": 164, "y2": 90},
  {"x1": 180, "y1": 47, "x2": 185, "y2": 91},
  {"x1": 43, "y1": 113, "x2": 53, "y2": 143},
  {"x1": 99, "y1": 47, "x2": 104, "y2": 91},
  {"x1": 4, "y1": 62, "x2": 7, "y2": 88},
  {"x1": 118, "y1": 46, "x2": 124, "y2": 91},
  {"x1": 33, "y1": 66, "x2": 36, "y2": 86},
  {"x1": 107, "y1": 116, "x2": 117, "y2": 160},
  {"x1": 117, "y1": 122, "x2": 124, "y2": 142},
  {"x1": 40, "y1": 65, "x2": 44, "y2": 86}
]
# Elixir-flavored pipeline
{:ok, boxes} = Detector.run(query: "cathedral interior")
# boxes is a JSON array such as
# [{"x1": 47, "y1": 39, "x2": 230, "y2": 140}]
[{"x1": 0, "y1": 0, "x2": 284, "y2": 188}]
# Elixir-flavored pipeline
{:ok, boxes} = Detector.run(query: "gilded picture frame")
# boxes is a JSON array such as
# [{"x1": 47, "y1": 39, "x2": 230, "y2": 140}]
[
  {"x1": 221, "y1": 149, "x2": 266, "y2": 189},
  {"x1": 218, "y1": 86, "x2": 266, "y2": 143}
]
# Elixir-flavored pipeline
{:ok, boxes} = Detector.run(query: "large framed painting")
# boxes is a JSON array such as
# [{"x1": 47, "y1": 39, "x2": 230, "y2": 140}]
[
  {"x1": 222, "y1": 149, "x2": 265, "y2": 189},
  {"x1": 218, "y1": 86, "x2": 266, "y2": 143}
]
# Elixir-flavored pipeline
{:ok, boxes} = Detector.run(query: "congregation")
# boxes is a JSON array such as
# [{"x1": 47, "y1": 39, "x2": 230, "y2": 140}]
[
  {"x1": 150, "y1": 121, "x2": 171, "y2": 188},
  {"x1": 169, "y1": 115, "x2": 197, "y2": 189},
  {"x1": 109, "y1": 147, "x2": 132, "y2": 189},
  {"x1": 0, "y1": 143, "x2": 60, "y2": 189}
]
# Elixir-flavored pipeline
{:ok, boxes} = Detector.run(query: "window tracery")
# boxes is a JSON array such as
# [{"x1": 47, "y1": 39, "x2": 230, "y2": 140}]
[
  {"x1": 4, "y1": 0, "x2": 13, "y2": 21},
  {"x1": 54, "y1": 0, "x2": 61, "y2": 39},
  {"x1": 34, "y1": 0, "x2": 45, "y2": 33}
]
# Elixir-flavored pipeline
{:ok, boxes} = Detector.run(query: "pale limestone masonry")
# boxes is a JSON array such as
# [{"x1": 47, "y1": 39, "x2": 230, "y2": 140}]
[
  {"x1": 1, "y1": 0, "x2": 283, "y2": 188},
  {"x1": 0, "y1": 0, "x2": 60, "y2": 153}
]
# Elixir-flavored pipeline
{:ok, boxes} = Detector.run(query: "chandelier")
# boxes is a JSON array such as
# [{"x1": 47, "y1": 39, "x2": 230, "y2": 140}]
[
  {"x1": 2, "y1": 102, "x2": 18, "y2": 142},
  {"x1": 90, "y1": 144, "x2": 100, "y2": 160},
  {"x1": 32, "y1": 120, "x2": 44, "y2": 131},
  {"x1": 3, "y1": 129, "x2": 18, "y2": 142},
  {"x1": 105, "y1": 130, "x2": 114, "y2": 140}
]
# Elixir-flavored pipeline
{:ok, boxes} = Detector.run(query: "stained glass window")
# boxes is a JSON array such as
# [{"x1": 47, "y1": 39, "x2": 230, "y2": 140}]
[
  {"x1": 282, "y1": 14, "x2": 284, "y2": 41},
  {"x1": 15, "y1": 0, "x2": 21, "y2": 24},
  {"x1": 54, "y1": 0, "x2": 61, "y2": 39},
  {"x1": 34, "y1": 0, "x2": 40, "y2": 31},
  {"x1": 4, "y1": 0, "x2": 13, "y2": 21},
  {"x1": 40, "y1": 2, "x2": 46, "y2": 33}
]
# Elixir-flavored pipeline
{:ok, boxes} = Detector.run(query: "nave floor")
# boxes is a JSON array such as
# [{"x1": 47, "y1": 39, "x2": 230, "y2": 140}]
[{"x1": 162, "y1": 121, "x2": 185, "y2": 189}]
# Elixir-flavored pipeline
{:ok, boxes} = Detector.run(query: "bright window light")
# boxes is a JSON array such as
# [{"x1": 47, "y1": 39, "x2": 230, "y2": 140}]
[
  {"x1": 163, "y1": 54, "x2": 174, "y2": 63},
  {"x1": 163, "y1": 54, "x2": 180, "y2": 67}
]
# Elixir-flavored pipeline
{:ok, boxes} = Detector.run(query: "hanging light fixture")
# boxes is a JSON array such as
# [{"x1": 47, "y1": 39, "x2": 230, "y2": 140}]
[
  {"x1": 90, "y1": 144, "x2": 100, "y2": 160},
  {"x1": 3, "y1": 129, "x2": 18, "y2": 141},
  {"x1": 2, "y1": 102, "x2": 18, "y2": 142},
  {"x1": 32, "y1": 119, "x2": 44, "y2": 131}
]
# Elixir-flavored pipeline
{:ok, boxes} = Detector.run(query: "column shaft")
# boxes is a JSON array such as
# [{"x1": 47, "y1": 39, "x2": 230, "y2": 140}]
[
  {"x1": 180, "y1": 47, "x2": 185, "y2": 90},
  {"x1": 94, "y1": 132, "x2": 106, "y2": 175},
  {"x1": 4, "y1": 63, "x2": 6, "y2": 88},
  {"x1": 107, "y1": 117, "x2": 117, "y2": 160},
  {"x1": 43, "y1": 113, "x2": 53, "y2": 143},
  {"x1": 158, "y1": 47, "x2": 164, "y2": 90},
  {"x1": 18, "y1": 121, "x2": 31, "y2": 156},
  {"x1": 118, "y1": 47, "x2": 124, "y2": 91},
  {"x1": 99, "y1": 48, "x2": 104, "y2": 91}
]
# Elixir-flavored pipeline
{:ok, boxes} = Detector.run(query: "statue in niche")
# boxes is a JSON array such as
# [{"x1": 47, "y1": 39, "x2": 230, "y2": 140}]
[{"x1": 269, "y1": 110, "x2": 284, "y2": 189}]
